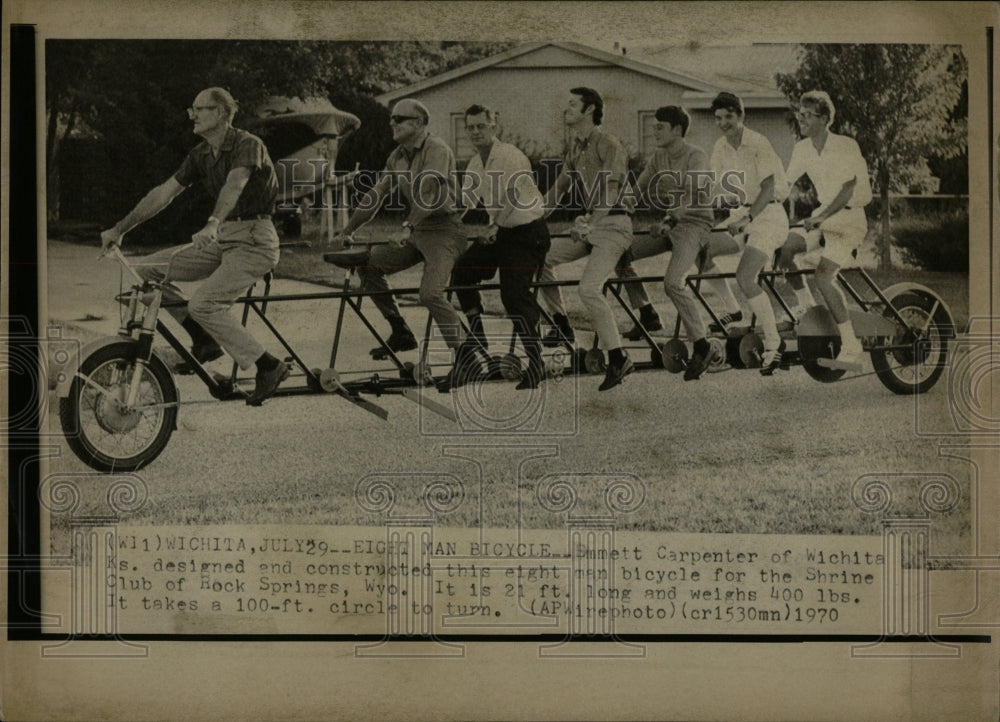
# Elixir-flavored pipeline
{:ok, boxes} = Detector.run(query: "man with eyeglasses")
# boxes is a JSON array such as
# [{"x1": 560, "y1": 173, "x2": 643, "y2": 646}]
[
  {"x1": 782, "y1": 90, "x2": 872, "y2": 370},
  {"x1": 100, "y1": 87, "x2": 288, "y2": 406},
  {"x1": 449, "y1": 104, "x2": 551, "y2": 390},
  {"x1": 336, "y1": 98, "x2": 474, "y2": 392},
  {"x1": 709, "y1": 91, "x2": 790, "y2": 377}
]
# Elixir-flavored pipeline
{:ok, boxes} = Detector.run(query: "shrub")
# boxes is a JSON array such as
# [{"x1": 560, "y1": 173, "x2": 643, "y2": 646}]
[{"x1": 891, "y1": 208, "x2": 969, "y2": 272}]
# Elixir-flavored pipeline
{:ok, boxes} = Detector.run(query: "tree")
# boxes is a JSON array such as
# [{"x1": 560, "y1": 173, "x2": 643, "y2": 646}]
[
  {"x1": 45, "y1": 40, "x2": 513, "y2": 226},
  {"x1": 775, "y1": 45, "x2": 967, "y2": 269}
]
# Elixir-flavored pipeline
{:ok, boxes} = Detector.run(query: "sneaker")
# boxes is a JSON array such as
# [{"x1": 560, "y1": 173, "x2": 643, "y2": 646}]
[
  {"x1": 370, "y1": 327, "x2": 418, "y2": 360},
  {"x1": 708, "y1": 310, "x2": 744, "y2": 334},
  {"x1": 598, "y1": 355, "x2": 634, "y2": 391},
  {"x1": 174, "y1": 340, "x2": 224, "y2": 375},
  {"x1": 818, "y1": 347, "x2": 863, "y2": 371},
  {"x1": 760, "y1": 340, "x2": 787, "y2": 376},
  {"x1": 622, "y1": 316, "x2": 664, "y2": 341},
  {"x1": 542, "y1": 324, "x2": 575, "y2": 348},
  {"x1": 245, "y1": 362, "x2": 290, "y2": 406}
]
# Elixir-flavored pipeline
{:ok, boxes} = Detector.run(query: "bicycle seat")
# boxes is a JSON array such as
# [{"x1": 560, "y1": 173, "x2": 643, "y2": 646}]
[{"x1": 323, "y1": 249, "x2": 369, "y2": 270}]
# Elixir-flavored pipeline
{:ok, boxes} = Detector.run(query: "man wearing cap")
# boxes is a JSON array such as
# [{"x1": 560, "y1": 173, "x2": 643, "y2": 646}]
[
  {"x1": 542, "y1": 87, "x2": 635, "y2": 391},
  {"x1": 100, "y1": 86, "x2": 288, "y2": 406},
  {"x1": 337, "y1": 98, "x2": 474, "y2": 391},
  {"x1": 709, "y1": 91, "x2": 790, "y2": 377},
  {"x1": 450, "y1": 104, "x2": 551, "y2": 390}
]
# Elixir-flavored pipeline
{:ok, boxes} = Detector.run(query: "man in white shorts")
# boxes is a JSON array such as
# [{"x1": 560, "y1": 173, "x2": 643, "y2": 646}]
[
  {"x1": 783, "y1": 90, "x2": 872, "y2": 370},
  {"x1": 709, "y1": 92, "x2": 789, "y2": 376}
]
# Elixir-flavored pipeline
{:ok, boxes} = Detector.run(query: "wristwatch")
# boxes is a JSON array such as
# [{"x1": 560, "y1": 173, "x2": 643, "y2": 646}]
[{"x1": 401, "y1": 221, "x2": 414, "y2": 232}]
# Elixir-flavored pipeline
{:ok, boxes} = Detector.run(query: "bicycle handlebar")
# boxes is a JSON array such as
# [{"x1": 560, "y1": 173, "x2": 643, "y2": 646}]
[{"x1": 102, "y1": 241, "x2": 194, "y2": 284}]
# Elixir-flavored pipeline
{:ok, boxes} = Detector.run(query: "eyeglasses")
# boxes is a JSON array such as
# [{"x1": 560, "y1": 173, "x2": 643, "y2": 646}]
[
  {"x1": 795, "y1": 110, "x2": 822, "y2": 119},
  {"x1": 187, "y1": 105, "x2": 218, "y2": 118},
  {"x1": 390, "y1": 115, "x2": 421, "y2": 124},
  {"x1": 465, "y1": 123, "x2": 491, "y2": 132}
]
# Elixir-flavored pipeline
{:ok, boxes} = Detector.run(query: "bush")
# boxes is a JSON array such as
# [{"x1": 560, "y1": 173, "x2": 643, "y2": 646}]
[{"x1": 892, "y1": 208, "x2": 969, "y2": 272}]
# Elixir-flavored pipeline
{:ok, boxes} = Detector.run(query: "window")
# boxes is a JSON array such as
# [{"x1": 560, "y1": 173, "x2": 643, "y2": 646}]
[
  {"x1": 451, "y1": 113, "x2": 475, "y2": 162},
  {"x1": 637, "y1": 110, "x2": 658, "y2": 157}
]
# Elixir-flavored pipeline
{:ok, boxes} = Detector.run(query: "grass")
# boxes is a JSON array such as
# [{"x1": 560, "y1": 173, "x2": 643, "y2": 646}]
[{"x1": 46, "y1": 218, "x2": 973, "y2": 557}]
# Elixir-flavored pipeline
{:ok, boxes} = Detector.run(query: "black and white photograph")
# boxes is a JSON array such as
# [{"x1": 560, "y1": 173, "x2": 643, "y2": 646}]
[{"x1": 4, "y1": 1, "x2": 998, "y2": 720}]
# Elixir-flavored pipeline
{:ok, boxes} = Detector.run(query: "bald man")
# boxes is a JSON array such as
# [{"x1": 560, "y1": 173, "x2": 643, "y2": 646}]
[
  {"x1": 338, "y1": 99, "x2": 475, "y2": 391},
  {"x1": 101, "y1": 87, "x2": 287, "y2": 406}
]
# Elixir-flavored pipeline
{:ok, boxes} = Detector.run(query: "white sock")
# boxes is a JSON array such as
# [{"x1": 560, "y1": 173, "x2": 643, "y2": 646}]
[
  {"x1": 837, "y1": 321, "x2": 862, "y2": 354},
  {"x1": 748, "y1": 293, "x2": 780, "y2": 350}
]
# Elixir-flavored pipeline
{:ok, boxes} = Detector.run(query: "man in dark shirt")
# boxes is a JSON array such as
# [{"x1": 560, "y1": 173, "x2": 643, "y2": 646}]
[
  {"x1": 337, "y1": 98, "x2": 474, "y2": 392},
  {"x1": 101, "y1": 87, "x2": 287, "y2": 405}
]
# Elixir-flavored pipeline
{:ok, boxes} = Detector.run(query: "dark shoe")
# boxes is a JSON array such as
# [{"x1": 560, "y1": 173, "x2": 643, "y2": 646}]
[
  {"x1": 515, "y1": 361, "x2": 545, "y2": 390},
  {"x1": 246, "y1": 362, "x2": 290, "y2": 406},
  {"x1": 174, "y1": 340, "x2": 225, "y2": 375},
  {"x1": 683, "y1": 346, "x2": 712, "y2": 381},
  {"x1": 436, "y1": 340, "x2": 479, "y2": 393},
  {"x1": 622, "y1": 315, "x2": 663, "y2": 341},
  {"x1": 708, "y1": 310, "x2": 744, "y2": 334},
  {"x1": 760, "y1": 340, "x2": 787, "y2": 376},
  {"x1": 598, "y1": 355, "x2": 634, "y2": 391},
  {"x1": 370, "y1": 326, "x2": 418, "y2": 360}
]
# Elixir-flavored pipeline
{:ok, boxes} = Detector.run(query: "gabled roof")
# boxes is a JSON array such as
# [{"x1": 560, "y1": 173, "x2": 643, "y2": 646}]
[
  {"x1": 376, "y1": 41, "x2": 726, "y2": 104},
  {"x1": 629, "y1": 43, "x2": 801, "y2": 94}
]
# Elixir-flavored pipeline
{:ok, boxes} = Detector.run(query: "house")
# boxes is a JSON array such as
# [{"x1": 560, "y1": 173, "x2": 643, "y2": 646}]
[{"x1": 376, "y1": 42, "x2": 800, "y2": 170}]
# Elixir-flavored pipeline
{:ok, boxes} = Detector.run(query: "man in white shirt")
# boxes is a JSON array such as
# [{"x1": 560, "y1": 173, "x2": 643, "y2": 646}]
[
  {"x1": 709, "y1": 91, "x2": 790, "y2": 376},
  {"x1": 451, "y1": 104, "x2": 551, "y2": 389},
  {"x1": 782, "y1": 90, "x2": 873, "y2": 370}
]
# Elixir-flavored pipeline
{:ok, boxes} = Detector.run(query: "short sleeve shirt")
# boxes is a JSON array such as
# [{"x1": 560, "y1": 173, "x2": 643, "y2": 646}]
[
  {"x1": 174, "y1": 127, "x2": 278, "y2": 219},
  {"x1": 562, "y1": 127, "x2": 628, "y2": 213},
  {"x1": 710, "y1": 126, "x2": 788, "y2": 205},
  {"x1": 785, "y1": 132, "x2": 872, "y2": 209},
  {"x1": 374, "y1": 132, "x2": 460, "y2": 221},
  {"x1": 635, "y1": 141, "x2": 714, "y2": 222},
  {"x1": 464, "y1": 140, "x2": 544, "y2": 228}
]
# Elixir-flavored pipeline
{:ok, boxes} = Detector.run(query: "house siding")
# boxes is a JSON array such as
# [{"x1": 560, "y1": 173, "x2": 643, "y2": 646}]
[{"x1": 382, "y1": 45, "x2": 795, "y2": 167}]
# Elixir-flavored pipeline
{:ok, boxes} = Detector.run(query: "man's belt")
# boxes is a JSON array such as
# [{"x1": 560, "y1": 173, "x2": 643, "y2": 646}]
[
  {"x1": 607, "y1": 208, "x2": 630, "y2": 217},
  {"x1": 227, "y1": 213, "x2": 272, "y2": 222}
]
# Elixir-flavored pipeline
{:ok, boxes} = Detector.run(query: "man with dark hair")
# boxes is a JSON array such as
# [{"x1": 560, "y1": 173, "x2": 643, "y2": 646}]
[
  {"x1": 709, "y1": 91, "x2": 789, "y2": 376},
  {"x1": 632, "y1": 105, "x2": 739, "y2": 380},
  {"x1": 336, "y1": 98, "x2": 474, "y2": 391},
  {"x1": 783, "y1": 90, "x2": 872, "y2": 370},
  {"x1": 450, "y1": 104, "x2": 551, "y2": 389},
  {"x1": 101, "y1": 86, "x2": 288, "y2": 406},
  {"x1": 541, "y1": 87, "x2": 635, "y2": 391}
]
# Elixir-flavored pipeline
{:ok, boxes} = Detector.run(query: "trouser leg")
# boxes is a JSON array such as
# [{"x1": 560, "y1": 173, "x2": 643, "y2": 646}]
[
  {"x1": 663, "y1": 222, "x2": 710, "y2": 341},
  {"x1": 187, "y1": 221, "x2": 280, "y2": 370},
  {"x1": 411, "y1": 222, "x2": 470, "y2": 350},
  {"x1": 359, "y1": 242, "x2": 424, "y2": 323},
  {"x1": 579, "y1": 218, "x2": 632, "y2": 351},
  {"x1": 451, "y1": 242, "x2": 497, "y2": 316},
  {"x1": 538, "y1": 236, "x2": 588, "y2": 317}
]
